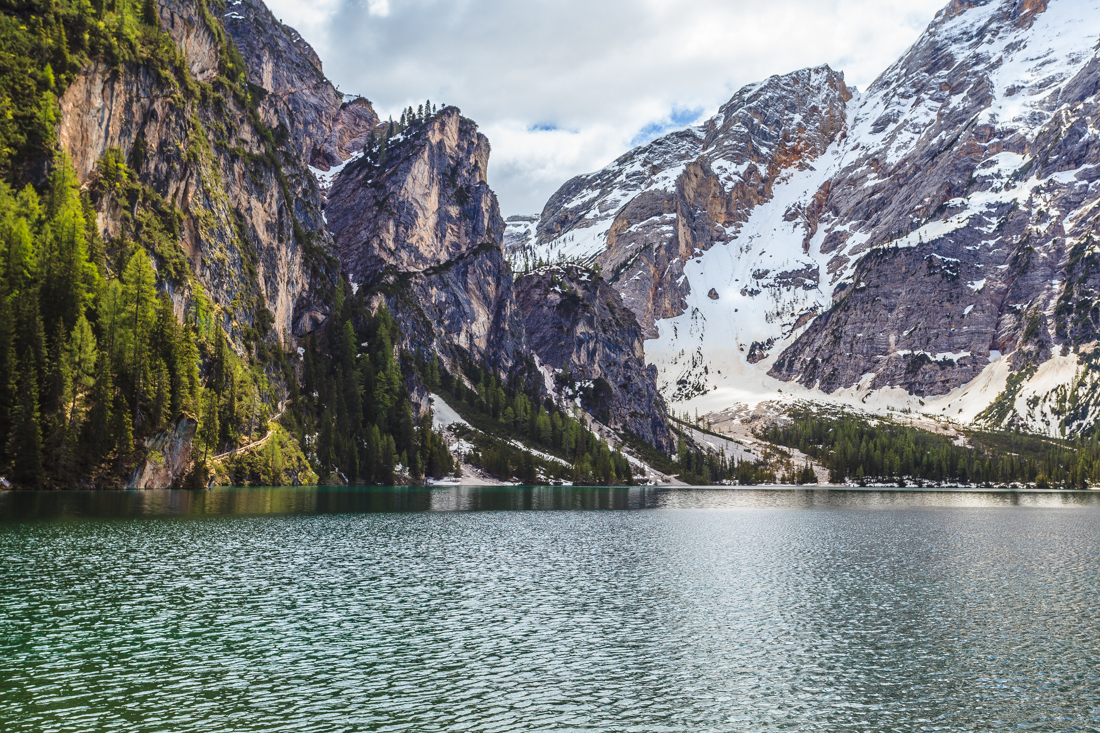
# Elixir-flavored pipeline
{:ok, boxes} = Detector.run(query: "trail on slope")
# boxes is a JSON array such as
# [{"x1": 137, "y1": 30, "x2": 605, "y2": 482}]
[{"x1": 212, "y1": 403, "x2": 287, "y2": 461}]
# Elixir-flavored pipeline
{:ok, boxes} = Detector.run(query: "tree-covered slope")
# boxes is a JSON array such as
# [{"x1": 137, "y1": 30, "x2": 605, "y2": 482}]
[{"x1": 0, "y1": 0, "x2": 421, "y2": 488}]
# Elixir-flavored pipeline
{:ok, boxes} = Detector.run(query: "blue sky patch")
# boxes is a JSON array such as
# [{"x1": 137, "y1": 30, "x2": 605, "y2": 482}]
[{"x1": 630, "y1": 107, "x2": 704, "y2": 146}]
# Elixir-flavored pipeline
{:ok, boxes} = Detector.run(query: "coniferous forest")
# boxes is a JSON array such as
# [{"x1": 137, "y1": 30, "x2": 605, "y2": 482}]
[{"x1": 764, "y1": 409, "x2": 1100, "y2": 489}]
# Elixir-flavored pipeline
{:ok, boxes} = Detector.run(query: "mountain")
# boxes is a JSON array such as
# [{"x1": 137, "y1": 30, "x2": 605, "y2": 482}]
[
  {"x1": 521, "y1": 0, "x2": 1100, "y2": 438},
  {"x1": 0, "y1": 0, "x2": 669, "y2": 488},
  {"x1": 325, "y1": 107, "x2": 527, "y2": 374}
]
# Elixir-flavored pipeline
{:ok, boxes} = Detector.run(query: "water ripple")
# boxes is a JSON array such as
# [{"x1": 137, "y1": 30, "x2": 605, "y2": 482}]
[{"x1": 1, "y1": 490, "x2": 1098, "y2": 731}]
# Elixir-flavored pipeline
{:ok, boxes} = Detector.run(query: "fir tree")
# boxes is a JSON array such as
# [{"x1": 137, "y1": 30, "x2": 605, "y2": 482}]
[{"x1": 7, "y1": 356, "x2": 43, "y2": 486}]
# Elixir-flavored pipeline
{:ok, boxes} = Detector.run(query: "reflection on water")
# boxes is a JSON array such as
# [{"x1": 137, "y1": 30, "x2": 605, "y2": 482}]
[
  {"x1": 2, "y1": 485, "x2": 1099, "y2": 519},
  {"x1": 1, "y1": 487, "x2": 1099, "y2": 732}
]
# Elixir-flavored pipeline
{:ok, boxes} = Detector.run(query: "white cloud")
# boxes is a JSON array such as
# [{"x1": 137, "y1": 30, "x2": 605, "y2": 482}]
[
  {"x1": 366, "y1": 0, "x2": 390, "y2": 17},
  {"x1": 264, "y1": 0, "x2": 947, "y2": 215}
]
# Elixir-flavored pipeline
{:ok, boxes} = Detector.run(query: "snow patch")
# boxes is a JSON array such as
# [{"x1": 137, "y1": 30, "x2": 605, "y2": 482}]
[
  {"x1": 310, "y1": 151, "x2": 364, "y2": 191},
  {"x1": 430, "y1": 394, "x2": 470, "y2": 431}
]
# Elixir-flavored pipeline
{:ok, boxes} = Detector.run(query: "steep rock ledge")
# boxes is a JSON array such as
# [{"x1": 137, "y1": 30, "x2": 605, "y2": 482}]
[
  {"x1": 56, "y1": 0, "x2": 370, "y2": 345},
  {"x1": 514, "y1": 266, "x2": 673, "y2": 452},
  {"x1": 326, "y1": 108, "x2": 526, "y2": 373}
]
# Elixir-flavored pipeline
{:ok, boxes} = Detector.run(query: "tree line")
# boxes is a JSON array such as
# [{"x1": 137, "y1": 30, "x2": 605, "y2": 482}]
[{"x1": 764, "y1": 409, "x2": 1100, "y2": 488}]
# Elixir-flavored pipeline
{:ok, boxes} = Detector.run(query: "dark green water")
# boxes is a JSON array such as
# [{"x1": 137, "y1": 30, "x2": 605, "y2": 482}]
[{"x1": 2, "y1": 486, "x2": 1099, "y2": 732}]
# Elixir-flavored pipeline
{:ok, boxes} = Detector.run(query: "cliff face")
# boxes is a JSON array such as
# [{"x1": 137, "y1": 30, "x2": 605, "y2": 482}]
[
  {"x1": 522, "y1": 0, "x2": 1100, "y2": 436},
  {"x1": 56, "y1": 0, "x2": 358, "y2": 344},
  {"x1": 220, "y1": 0, "x2": 378, "y2": 172},
  {"x1": 514, "y1": 266, "x2": 672, "y2": 452},
  {"x1": 325, "y1": 108, "x2": 527, "y2": 373}
]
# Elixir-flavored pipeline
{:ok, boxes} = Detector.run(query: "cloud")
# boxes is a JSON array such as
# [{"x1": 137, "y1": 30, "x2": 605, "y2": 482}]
[
  {"x1": 365, "y1": 0, "x2": 390, "y2": 17},
  {"x1": 631, "y1": 107, "x2": 706, "y2": 147},
  {"x1": 265, "y1": 0, "x2": 947, "y2": 215}
]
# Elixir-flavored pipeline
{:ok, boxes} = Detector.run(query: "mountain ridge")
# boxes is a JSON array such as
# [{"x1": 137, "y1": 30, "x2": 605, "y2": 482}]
[{"x1": 516, "y1": 0, "x2": 1100, "y2": 438}]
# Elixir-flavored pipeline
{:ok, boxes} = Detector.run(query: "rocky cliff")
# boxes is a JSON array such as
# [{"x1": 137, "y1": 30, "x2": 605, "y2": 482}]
[
  {"x1": 56, "y1": 0, "x2": 363, "y2": 345},
  {"x1": 514, "y1": 266, "x2": 672, "y2": 452},
  {"x1": 325, "y1": 108, "x2": 528, "y2": 374},
  {"x1": 522, "y1": 0, "x2": 1100, "y2": 437},
  {"x1": 222, "y1": 0, "x2": 377, "y2": 172}
]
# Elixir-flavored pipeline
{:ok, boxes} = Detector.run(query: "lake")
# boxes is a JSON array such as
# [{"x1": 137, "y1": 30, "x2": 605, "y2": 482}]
[{"x1": 2, "y1": 486, "x2": 1099, "y2": 731}]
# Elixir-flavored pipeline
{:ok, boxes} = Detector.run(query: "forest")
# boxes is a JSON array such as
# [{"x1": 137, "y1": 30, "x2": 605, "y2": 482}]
[
  {"x1": 764, "y1": 408, "x2": 1100, "y2": 488},
  {"x1": 431, "y1": 356, "x2": 635, "y2": 486}
]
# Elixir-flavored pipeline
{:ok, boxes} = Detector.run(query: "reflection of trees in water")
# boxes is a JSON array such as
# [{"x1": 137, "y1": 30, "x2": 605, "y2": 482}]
[{"x1": 3, "y1": 486, "x2": 1099, "y2": 521}]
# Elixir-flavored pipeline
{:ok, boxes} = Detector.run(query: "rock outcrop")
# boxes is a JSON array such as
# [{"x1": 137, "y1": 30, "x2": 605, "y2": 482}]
[
  {"x1": 221, "y1": 0, "x2": 378, "y2": 171},
  {"x1": 127, "y1": 415, "x2": 198, "y2": 490},
  {"x1": 514, "y1": 266, "x2": 672, "y2": 452},
  {"x1": 326, "y1": 108, "x2": 527, "y2": 373},
  {"x1": 56, "y1": 0, "x2": 368, "y2": 345}
]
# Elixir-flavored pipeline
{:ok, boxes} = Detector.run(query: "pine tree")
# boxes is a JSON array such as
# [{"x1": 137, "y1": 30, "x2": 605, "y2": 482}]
[
  {"x1": 365, "y1": 423, "x2": 381, "y2": 484},
  {"x1": 7, "y1": 357, "x2": 43, "y2": 486},
  {"x1": 380, "y1": 433, "x2": 395, "y2": 485},
  {"x1": 112, "y1": 398, "x2": 134, "y2": 466},
  {"x1": 199, "y1": 389, "x2": 219, "y2": 467},
  {"x1": 63, "y1": 313, "x2": 97, "y2": 427}
]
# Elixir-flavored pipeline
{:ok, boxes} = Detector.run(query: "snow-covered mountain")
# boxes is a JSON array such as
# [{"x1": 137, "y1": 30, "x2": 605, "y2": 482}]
[{"x1": 520, "y1": 0, "x2": 1100, "y2": 436}]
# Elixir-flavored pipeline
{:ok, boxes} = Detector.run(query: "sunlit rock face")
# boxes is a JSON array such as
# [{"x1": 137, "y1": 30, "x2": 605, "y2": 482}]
[
  {"x1": 326, "y1": 108, "x2": 526, "y2": 373},
  {"x1": 524, "y1": 0, "x2": 1100, "y2": 435},
  {"x1": 56, "y1": 0, "x2": 376, "y2": 343}
]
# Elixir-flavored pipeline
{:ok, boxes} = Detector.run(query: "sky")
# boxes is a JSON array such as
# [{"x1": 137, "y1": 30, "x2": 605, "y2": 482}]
[{"x1": 265, "y1": 0, "x2": 947, "y2": 216}]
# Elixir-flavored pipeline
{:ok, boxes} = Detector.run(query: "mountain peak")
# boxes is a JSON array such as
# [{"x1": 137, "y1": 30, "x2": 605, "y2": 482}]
[{"x1": 520, "y1": 0, "x2": 1100, "y2": 436}]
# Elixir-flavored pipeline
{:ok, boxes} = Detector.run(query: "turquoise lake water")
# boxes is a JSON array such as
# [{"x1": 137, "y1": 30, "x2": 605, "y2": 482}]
[{"x1": 2, "y1": 486, "x2": 1098, "y2": 731}]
